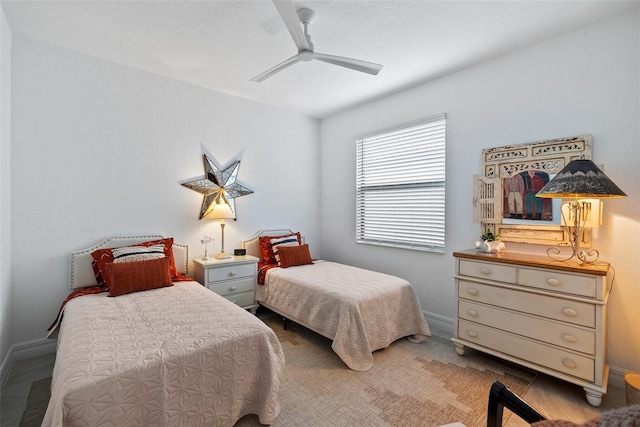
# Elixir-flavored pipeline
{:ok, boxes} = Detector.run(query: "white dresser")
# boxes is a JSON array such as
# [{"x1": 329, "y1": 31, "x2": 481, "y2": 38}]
[
  {"x1": 452, "y1": 249, "x2": 611, "y2": 407},
  {"x1": 193, "y1": 255, "x2": 259, "y2": 314}
]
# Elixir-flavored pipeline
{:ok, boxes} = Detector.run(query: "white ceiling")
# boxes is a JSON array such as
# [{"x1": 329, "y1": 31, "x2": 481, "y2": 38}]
[{"x1": 2, "y1": 1, "x2": 638, "y2": 119}]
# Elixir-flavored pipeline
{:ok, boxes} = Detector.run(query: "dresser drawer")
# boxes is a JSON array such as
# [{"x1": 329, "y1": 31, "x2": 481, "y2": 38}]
[
  {"x1": 459, "y1": 260, "x2": 516, "y2": 283},
  {"x1": 458, "y1": 281, "x2": 595, "y2": 328},
  {"x1": 206, "y1": 263, "x2": 256, "y2": 283},
  {"x1": 458, "y1": 319, "x2": 594, "y2": 382},
  {"x1": 459, "y1": 300, "x2": 595, "y2": 355},
  {"x1": 208, "y1": 277, "x2": 255, "y2": 297},
  {"x1": 223, "y1": 291, "x2": 256, "y2": 308},
  {"x1": 518, "y1": 268, "x2": 596, "y2": 298}
]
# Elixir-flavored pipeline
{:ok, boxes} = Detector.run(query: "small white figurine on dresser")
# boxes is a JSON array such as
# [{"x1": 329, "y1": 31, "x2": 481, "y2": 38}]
[{"x1": 475, "y1": 229, "x2": 506, "y2": 253}]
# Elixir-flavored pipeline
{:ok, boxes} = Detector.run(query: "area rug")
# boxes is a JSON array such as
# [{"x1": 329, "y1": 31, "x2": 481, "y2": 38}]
[
  {"x1": 235, "y1": 310, "x2": 537, "y2": 427},
  {"x1": 21, "y1": 310, "x2": 536, "y2": 427},
  {"x1": 20, "y1": 377, "x2": 51, "y2": 427}
]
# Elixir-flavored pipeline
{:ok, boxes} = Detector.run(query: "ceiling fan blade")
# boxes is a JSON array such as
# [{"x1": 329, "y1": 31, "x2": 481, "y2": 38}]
[
  {"x1": 313, "y1": 53, "x2": 383, "y2": 76},
  {"x1": 250, "y1": 54, "x2": 301, "y2": 82},
  {"x1": 272, "y1": 0, "x2": 310, "y2": 52}
]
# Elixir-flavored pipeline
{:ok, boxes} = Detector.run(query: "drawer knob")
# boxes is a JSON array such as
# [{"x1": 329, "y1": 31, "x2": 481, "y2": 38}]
[
  {"x1": 562, "y1": 307, "x2": 578, "y2": 317},
  {"x1": 546, "y1": 278, "x2": 561, "y2": 286},
  {"x1": 562, "y1": 334, "x2": 577, "y2": 343},
  {"x1": 467, "y1": 288, "x2": 479, "y2": 296},
  {"x1": 229, "y1": 270, "x2": 237, "y2": 277},
  {"x1": 467, "y1": 309, "x2": 479, "y2": 317},
  {"x1": 479, "y1": 268, "x2": 491, "y2": 275},
  {"x1": 562, "y1": 358, "x2": 577, "y2": 369},
  {"x1": 229, "y1": 285, "x2": 238, "y2": 291},
  {"x1": 467, "y1": 330, "x2": 478, "y2": 338}
]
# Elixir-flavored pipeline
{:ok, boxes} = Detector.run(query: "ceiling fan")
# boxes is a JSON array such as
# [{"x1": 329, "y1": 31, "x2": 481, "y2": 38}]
[{"x1": 251, "y1": 0, "x2": 383, "y2": 82}]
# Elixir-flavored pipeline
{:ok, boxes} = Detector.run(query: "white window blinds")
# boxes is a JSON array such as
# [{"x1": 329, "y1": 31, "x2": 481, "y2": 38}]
[{"x1": 356, "y1": 114, "x2": 446, "y2": 252}]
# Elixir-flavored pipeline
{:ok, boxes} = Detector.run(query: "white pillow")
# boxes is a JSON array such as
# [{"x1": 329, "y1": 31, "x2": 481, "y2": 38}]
[
  {"x1": 111, "y1": 244, "x2": 166, "y2": 263},
  {"x1": 270, "y1": 235, "x2": 300, "y2": 266}
]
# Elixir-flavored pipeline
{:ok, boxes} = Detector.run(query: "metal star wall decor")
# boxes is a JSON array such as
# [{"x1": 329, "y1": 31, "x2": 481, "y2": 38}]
[{"x1": 181, "y1": 154, "x2": 254, "y2": 220}]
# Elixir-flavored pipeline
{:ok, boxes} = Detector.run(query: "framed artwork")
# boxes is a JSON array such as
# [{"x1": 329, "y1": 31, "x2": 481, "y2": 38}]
[{"x1": 477, "y1": 135, "x2": 592, "y2": 245}]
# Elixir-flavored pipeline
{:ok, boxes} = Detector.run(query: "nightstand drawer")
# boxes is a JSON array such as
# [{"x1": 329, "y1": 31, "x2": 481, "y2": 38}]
[
  {"x1": 459, "y1": 300, "x2": 595, "y2": 355},
  {"x1": 459, "y1": 260, "x2": 516, "y2": 283},
  {"x1": 459, "y1": 280, "x2": 595, "y2": 328},
  {"x1": 206, "y1": 263, "x2": 255, "y2": 283},
  {"x1": 458, "y1": 320, "x2": 594, "y2": 382},
  {"x1": 519, "y1": 268, "x2": 596, "y2": 298},
  {"x1": 223, "y1": 291, "x2": 256, "y2": 308},
  {"x1": 208, "y1": 277, "x2": 255, "y2": 297}
]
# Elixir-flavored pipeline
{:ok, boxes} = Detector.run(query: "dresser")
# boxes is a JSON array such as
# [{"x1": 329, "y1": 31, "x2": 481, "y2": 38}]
[
  {"x1": 193, "y1": 255, "x2": 259, "y2": 314},
  {"x1": 452, "y1": 249, "x2": 611, "y2": 407}
]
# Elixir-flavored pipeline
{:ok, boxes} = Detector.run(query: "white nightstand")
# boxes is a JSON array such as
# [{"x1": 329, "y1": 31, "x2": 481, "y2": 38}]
[{"x1": 193, "y1": 255, "x2": 259, "y2": 314}]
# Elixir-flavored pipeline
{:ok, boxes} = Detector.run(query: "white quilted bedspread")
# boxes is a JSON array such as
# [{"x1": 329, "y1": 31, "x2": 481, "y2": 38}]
[
  {"x1": 256, "y1": 261, "x2": 430, "y2": 371},
  {"x1": 43, "y1": 281, "x2": 284, "y2": 427}
]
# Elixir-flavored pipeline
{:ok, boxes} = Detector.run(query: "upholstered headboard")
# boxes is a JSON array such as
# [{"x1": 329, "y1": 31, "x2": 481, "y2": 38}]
[
  {"x1": 69, "y1": 235, "x2": 188, "y2": 289},
  {"x1": 241, "y1": 229, "x2": 295, "y2": 261}
]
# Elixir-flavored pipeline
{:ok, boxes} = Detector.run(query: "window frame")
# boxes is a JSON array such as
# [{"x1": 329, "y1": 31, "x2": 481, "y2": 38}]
[{"x1": 355, "y1": 113, "x2": 446, "y2": 253}]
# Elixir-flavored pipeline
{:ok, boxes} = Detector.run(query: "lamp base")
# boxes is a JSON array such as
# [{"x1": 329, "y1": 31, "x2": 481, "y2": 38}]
[
  {"x1": 215, "y1": 252, "x2": 232, "y2": 260},
  {"x1": 546, "y1": 245, "x2": 600, "y2": 266}
]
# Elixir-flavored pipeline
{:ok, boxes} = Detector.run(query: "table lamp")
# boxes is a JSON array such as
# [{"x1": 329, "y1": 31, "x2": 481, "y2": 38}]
[
  {"x1": 536, "y1": 159, "x2": 626, "y2": 265},
  {"x1": 209, "y1": 196, "x2": 235, "y2": 259}
]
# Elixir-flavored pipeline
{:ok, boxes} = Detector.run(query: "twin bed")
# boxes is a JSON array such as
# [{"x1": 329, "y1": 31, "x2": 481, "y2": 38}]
[
  {"x1": 44, "y1": 231, "x2": 430, "y2": 426},
  {"x1": 43, "y1": 235, "x2": 284, "y2": 427},
  {"x1": 242, "y1": 229, "x2": 431, "y2": 372}
]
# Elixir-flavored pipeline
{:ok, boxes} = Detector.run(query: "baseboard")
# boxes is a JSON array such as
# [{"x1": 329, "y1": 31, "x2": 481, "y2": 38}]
[
  {"x1": 0, "y1": 337, "x2": 56, "y2": 389},
  {"x1": 424, "y1": 310, "x2": 454, "y2": 340},
  {"x1": 0, "y1": 345, "x2": 14, "y2": 389},
  {"x1": 608, "y1": 365, "x2": 629, "y2": 389}
]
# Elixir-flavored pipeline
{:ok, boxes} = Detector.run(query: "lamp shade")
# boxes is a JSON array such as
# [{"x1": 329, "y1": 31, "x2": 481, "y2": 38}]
[
  {"x1": 208, "y1": 198, "x2": 235, "y2": 220},
  {"x1": 536, "y1": 159, "x2": 627, "y2": 199}
]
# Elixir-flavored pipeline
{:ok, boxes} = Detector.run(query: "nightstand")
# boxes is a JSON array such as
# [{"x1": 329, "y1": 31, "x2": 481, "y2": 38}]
[{"x1": 193, "y1": 255, "x2": 259, "y2": 314}]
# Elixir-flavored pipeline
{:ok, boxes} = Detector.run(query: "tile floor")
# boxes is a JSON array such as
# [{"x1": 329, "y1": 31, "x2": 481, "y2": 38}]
[
  {"x1": 0, "y1": 351, "x2": 628, "y2": 427},
  {"x1": 1, "y1": 353, "x2": 56, "y2": 427},
  {"x1": 504, "y1": 374, "x2": 626, "y2": 426}
]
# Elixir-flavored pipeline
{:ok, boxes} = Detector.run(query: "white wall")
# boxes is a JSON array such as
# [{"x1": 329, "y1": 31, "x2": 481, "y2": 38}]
[
  {"x1": 8, "y1": 35, "x2": 320, "y2": 346},
  {"x1": 320, "y1": 10, "x2": 640, "y2": 374},
  {"x1": 0, "y1": 7, "x2": 12, "y2": 367},
  {"x1": 4, "y1": 5, "x2": 639, "y2": 387}
]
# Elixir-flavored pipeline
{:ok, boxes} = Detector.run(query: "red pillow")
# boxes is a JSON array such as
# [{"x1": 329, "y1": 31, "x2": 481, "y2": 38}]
[
  {"x1": 277, "y1": 244, "x2": 314, "y2": 268},
  {"x1": 259, "y1": 232, "x2": 301, "y2": 264},
  {"x1": 105, "y1": 257, "x2": 173, "y2": 297},
  {"x1": 91, "y1": 238, "x2": 177, "y2": 287}
]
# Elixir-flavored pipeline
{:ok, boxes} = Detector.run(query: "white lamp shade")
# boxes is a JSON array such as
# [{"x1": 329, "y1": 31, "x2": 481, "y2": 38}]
[{"x1": 208, "y1": 201, "x2": 235, "y2": 220}]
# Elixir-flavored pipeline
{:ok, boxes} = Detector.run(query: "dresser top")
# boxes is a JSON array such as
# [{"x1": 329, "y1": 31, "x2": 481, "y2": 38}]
[{"x1": 453, "y1": 249, "x2": 610, "y2": 276}]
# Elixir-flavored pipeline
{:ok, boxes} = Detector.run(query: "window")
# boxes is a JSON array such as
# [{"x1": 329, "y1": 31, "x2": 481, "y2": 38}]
[{"x1": 355, "y1": 113, "x2": 446, "y2": 253}]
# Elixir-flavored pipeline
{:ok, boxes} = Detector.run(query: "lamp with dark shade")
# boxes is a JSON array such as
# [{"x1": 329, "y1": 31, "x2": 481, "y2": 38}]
[{"x1": 536, "y1": 159, "x2": 627, "y2": 265}]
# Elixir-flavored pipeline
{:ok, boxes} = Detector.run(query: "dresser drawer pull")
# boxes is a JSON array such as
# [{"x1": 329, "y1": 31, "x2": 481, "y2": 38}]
[
  {"x1": 479, "y1": 268, "x2": 491, "y2": 275},
  {"x1": 562, "y1": 358, "x2": 577, "y2": 369},
  {"x1": 562, "y1": 307, "x2": 578, "y2": 317},
  {"x1": 562, "y1": 334, "x2": 577, "y2": 343},
  {"x1": 229, "y1": 285, "x2": 238, "y2": 292},
  {"x1": 467, "y1": 309, "x2": 479, "y2": 317},
  {"x1": 467, "y1": 288, "x2": 479, "y2": 296},
  {"x1": 466, "y1": 330, "x2": 478, "y2": 338},
  {"x1": 228, "y1": 270, "x2": 237, "y2": 277},
  {"x1": 546, "y1": 278, "x2": 561, "y2": 286}
]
